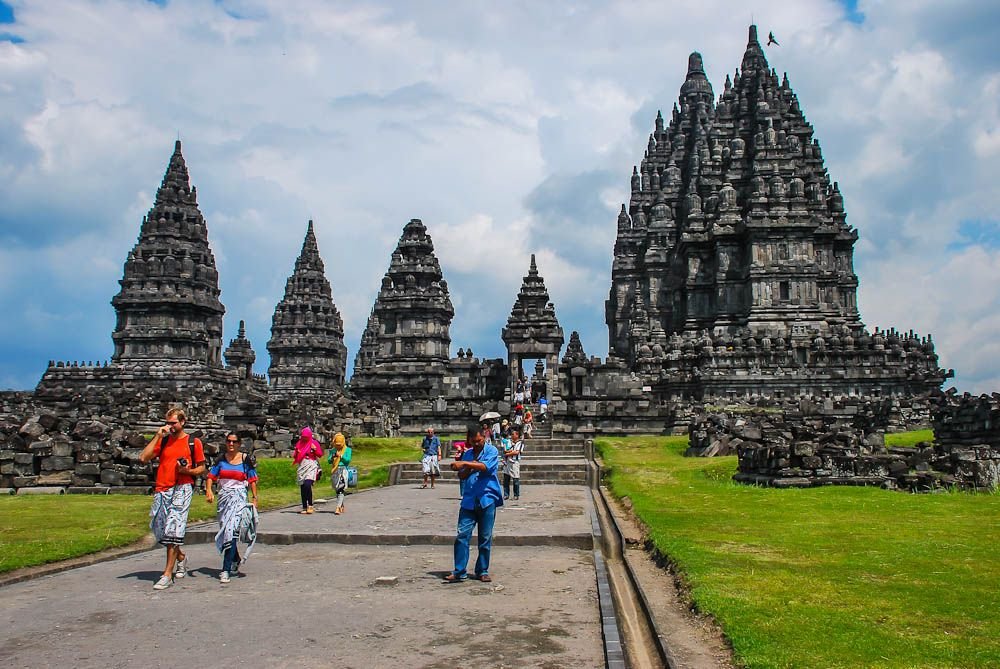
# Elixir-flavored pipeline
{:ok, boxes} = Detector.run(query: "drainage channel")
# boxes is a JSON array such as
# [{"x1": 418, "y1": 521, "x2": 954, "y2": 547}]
[{"x1": 590, "y1": 463, "x2": 678, "y2": 669}]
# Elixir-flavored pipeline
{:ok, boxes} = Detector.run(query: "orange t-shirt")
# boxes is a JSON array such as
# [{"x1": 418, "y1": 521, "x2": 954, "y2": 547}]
[{"x1": 153, "y1": 434, "x2": 205, "y2": 492}]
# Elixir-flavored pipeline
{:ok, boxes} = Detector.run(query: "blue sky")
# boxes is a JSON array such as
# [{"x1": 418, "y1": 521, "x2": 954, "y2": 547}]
[{"x1": 0, "y1": 0, "x2": 998, "y2": 394}]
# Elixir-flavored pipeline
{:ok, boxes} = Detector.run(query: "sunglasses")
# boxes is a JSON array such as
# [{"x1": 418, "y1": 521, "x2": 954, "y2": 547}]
[
  {"x1": 166, "y1": 421, "x2": 180, "y2": 425},
  {"x1": 226, "y1": 438, "x2": 240, "y2": 444}
]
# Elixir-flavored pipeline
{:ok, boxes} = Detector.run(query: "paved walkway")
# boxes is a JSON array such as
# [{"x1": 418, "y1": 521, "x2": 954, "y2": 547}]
[
  {"x1": 0, "y1": 484, "x2": 607, "y2": 669},
  {"x1": 186, "y1": 484, "x2": 594, "y2": 548}
]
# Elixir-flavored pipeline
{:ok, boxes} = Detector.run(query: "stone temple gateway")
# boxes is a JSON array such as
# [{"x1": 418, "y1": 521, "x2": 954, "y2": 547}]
[{"x1": 3, "y1": 26, "x2": 974, "y2": 493}]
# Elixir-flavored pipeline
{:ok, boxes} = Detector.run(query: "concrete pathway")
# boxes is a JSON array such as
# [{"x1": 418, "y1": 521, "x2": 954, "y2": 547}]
[
  {"x1": 186, "y1": 484, "x2": 594, "y2": 548},
  {"x1": 0, "y1": 484, "x2": 607, "y2": 669}
]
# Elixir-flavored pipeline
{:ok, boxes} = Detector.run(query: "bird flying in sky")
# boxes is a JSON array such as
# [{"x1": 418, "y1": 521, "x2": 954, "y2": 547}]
[{"x1": 768, "y1": 31, "x2": 780, "y2": 46}]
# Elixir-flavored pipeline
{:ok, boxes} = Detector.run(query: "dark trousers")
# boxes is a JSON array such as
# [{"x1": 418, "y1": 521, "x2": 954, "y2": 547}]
[
  {"x1": 503, "y1": 474, "x2": 521, "y2": 498},
  {"x1": 222, "y1": 541, "x2": 240, "y2": 573},
  {"x1": 300, "y1": 480, "x2": 314, "y2": 509}
]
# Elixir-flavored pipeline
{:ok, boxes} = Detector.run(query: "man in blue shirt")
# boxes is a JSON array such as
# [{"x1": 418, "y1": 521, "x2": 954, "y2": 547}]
[
  {"x1": 444, "y1": 423, "x2": 504, "y2": 583},
  {"x1": 420, "y1": 427, "x2": 442, "y2": 489}
]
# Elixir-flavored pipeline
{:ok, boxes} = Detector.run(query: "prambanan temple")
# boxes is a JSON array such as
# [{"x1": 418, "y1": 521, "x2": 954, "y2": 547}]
[{"x1": 29, "y1": 26, "x2": 952, "y2": 438}]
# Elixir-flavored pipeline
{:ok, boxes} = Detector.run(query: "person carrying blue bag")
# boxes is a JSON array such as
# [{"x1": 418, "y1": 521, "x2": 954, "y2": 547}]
[{"x1": 328, "y1": 432, "x2": 353, "y2": 515}]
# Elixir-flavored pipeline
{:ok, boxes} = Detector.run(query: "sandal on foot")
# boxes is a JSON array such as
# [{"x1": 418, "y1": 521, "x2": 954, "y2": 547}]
[
  {"x1": 443, "y1": 573, "x2": 467, "y2": 583},
  {"x1": 478, "y1": 574, "x2": 492, "y2": 583}
]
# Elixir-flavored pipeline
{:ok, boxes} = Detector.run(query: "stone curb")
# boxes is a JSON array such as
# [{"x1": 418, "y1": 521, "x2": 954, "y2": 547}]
[{"x1": 593, "y1": 474, "x2": 679, "y2": 669}]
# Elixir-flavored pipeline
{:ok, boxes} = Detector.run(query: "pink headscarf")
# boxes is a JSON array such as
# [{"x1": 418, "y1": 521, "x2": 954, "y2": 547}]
[{"x1": 293, "y1": 427, "x2": 323, "y2": 462}]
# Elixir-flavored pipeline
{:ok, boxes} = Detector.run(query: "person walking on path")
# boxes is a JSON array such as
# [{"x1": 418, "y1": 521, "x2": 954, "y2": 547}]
[
  {"x1": 329, "y1": 432, "x2": 351, "y2": 514},
  {"x1": 444, "y1": 423, "x2": 504, "y2": 583},
  {"x1": 205, "y1": 432, "x2": 259, "y2": 584},
  {"x1": 502, "y1": 429, "x2": 524, "y2": 501},
  {"x1": 420, "y1": 427, "x2": 442, "y2": 489},
  {"x1": 138, "y1": 407, "x2": 206, "y2": 590},
  {"x1": 292, "y1": 427, "x2": 323, "y2": 514}
]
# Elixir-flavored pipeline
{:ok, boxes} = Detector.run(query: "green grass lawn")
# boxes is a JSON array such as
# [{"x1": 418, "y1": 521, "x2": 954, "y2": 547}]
[
  {"x1": 0, "y1": 437, "x2": 426, "y2": 574},
  {"x1": 885, "y1": 428, "x2": 934, "y2": 447},
  {"x1": 596, "y1": 435, "x2": 1000, "y2": 669}
]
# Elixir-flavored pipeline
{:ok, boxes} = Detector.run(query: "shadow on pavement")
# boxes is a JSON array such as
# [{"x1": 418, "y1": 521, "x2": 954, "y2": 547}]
[{"x1": 115, "y1": 569, "x2": 163, "y2": 583}]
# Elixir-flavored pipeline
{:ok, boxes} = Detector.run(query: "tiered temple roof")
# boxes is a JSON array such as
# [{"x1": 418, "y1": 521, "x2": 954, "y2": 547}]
[
  {"x1": 110, "y1": 140, "x2": 225, "y2": 367},
  {"x1": 267, "y1": 221, "x2": 347, "y2": 396},
  {"x1": 224, "y1": 319, "x2": 256, "y2": 381},
  {"x1": 607, "y1": 25, "x2": 862, "y2": 365},
  {"x1": 502, "y1": 254, "x2": 564, "y2": 353},
  {"x1": 350, "y1": 219, "x2": 455, "y2": 399}
]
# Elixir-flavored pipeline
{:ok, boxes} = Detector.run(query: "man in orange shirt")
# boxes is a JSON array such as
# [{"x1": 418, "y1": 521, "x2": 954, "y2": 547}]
[{"x1": 139, "y1": 407, "x2": 206, "y2": 590}]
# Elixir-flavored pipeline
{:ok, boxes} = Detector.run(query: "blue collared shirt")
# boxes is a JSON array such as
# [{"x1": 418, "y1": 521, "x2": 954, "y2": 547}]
[
  {"x1": 459, "y1": 443, "x2": 504, "y2": 511},
  {"x1": 421, "y1": 434, "x2": 441, "y2": 456}
]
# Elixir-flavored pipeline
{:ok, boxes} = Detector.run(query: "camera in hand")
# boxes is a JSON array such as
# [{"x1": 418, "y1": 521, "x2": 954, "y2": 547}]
[{"x1": 177, "y1": 457, "x2": 189, "y2": 467}]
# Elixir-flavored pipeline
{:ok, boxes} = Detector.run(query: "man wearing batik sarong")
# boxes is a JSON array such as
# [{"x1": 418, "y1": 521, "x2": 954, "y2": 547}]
[
  {"x1": 206, "y1": 432, "x2": 259, "y2": 584},
  {"x1": 139, "y1": 408, "x2": 206, "y2": 591}
]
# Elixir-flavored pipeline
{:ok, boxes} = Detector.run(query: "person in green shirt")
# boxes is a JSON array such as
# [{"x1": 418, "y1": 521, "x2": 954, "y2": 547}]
[{"x1": 328, "y1": 432, "x2": 352, "y2": 515}]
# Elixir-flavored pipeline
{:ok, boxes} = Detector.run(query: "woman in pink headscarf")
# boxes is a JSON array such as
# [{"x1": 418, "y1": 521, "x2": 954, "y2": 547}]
[{"x1": 292, "y1": 427, "x2": 323, "y2": 514}]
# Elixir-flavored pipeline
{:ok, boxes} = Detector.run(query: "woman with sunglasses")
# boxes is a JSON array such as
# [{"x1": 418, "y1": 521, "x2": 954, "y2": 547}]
[{"x1": 206, "y1": 432, "x2": 259, "y2": 584}]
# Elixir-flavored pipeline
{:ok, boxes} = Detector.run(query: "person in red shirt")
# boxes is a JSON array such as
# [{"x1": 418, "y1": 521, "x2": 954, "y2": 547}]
[{"x1": 139, "y1": 407, "x2": 206, "y2": 590}]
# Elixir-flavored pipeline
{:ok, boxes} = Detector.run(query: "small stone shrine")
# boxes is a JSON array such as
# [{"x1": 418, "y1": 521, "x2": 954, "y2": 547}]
[
  {"x1": 502, "y1": 255, "x2": 564, "y2": 402},
  {"x1": 267, "y1": 221, "x2": 348, "y2": 397}
]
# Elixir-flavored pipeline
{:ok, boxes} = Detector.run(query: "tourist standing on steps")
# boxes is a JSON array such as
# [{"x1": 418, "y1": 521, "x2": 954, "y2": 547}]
[
  {"x1": 421, "y1": 427, "x2": 442, "y2": 489},
  {"x1": 206, "y1": 432, "x2": 259, "y2": 584},
  {"x1": 293, "y1": 427, "x2": 323, "y2": 514},
  {"x1": 444, "y1": 423, "x2": 504, "y2": 583},
  {"x1": 329, "y1": 432, "x2": 351, "y2": 514},
  {"x1": 539, "y1": 396, "x2": 548, "y2": 422},
  {"x1": 139, "y1": 407, "x2": 206, "y2": 591},
  {"x1": 503, "y1": 429, "x2": 524, "y2": 501},
  {"x1": 523, "y1": 409, "x2": 534, "y2": 439}
]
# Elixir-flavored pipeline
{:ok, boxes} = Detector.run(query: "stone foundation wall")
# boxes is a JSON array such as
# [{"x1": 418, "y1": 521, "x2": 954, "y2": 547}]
[
  {"x1": 1, "y1": 388, "x2": 399, "y2": 491},
  {"x1": 717, "y1": 393, "x2": 999, "y2": 492}
]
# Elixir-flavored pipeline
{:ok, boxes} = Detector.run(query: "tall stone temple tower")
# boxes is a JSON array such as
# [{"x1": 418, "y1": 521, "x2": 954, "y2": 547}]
[
  {"x1": 600, "y1": 25, "x2": 948, "y2": 399},
  {"x1": 351, "y1": 219, "x2": 455, "y2": 399},
  {"x1": 267, "y1": 221, "x2": 348, "y2": 396},
  {"x1": 607, "y1": 26, "x2": 861, "y2": 364},
  {"x1": 502, "y1": 254, "x2": 564, "y2": 401},
  {"x1": 111, "y1": 140, "x2": 226, "y2": 367}
]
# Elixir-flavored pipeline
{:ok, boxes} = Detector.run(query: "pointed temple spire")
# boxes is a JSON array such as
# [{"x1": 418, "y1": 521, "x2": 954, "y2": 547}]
[
  {"x1": 267, "y1": 221, "x2": 347, "y2": 396},
  {"x1": 606, "y1": 24, "x2": 862, "y2": 359},
  {"x1": 224, "y1": 319, "x2": 257, "y2": 381},
  {"x1": 502, "y1": 255, "x2": 565, "y2": 400},
  {"x1": 111, "y1": 141, "x2": 225, "y2": 366},
  {"x1": 562, "y1": 330, "x2": 588, "y2": 365},
  {"x1": 350, "y1": 219, "x2": 455, "y2": 400}
]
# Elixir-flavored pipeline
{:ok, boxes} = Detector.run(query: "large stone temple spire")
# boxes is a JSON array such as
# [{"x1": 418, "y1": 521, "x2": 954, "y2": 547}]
[
  {"x1": 267, "y1": 221, "x2": 348, "y2": 396},
  {"x1": 606, "y1": 24, "x2": 862, "y2": 359},
  {"x1": 350, "y1": 219, "x2": 455, "y2": 400},
  {"x1": 111, "y1": 140, "x2": 225, "y2": 367}
]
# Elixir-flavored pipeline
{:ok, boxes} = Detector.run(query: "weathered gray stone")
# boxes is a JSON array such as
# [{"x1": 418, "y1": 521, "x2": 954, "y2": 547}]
[{"x1": 100, "y1": 470, "x2": 125, "y2": 486}]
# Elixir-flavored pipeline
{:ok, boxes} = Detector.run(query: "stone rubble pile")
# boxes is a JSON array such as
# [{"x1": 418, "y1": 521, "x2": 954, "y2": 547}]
[
  {"x1": 930, "y1": 391, "x2": 1000, "y2": 490},
  {"x1": 695, "y1": 393, "x2": 1000, "y2": 492},
  {"x1": 0, "y1": 394, "x2": 398, "y2": 492}
]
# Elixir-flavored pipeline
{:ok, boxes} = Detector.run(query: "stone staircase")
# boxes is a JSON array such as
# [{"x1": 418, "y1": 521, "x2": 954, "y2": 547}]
[{"x1": 390, "y1": 433, "x2": 591, "y2": 486}]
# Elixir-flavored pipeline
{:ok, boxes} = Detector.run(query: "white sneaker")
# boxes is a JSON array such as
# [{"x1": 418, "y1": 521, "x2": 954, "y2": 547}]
[
  {"x1": 153, "y1": 575, "x2": 173, "y2": 590},
  {"x1": 174, "y1": 558, "x2": 187, "y2": 579},
  {"x1": 219, "y1": 571, "x2": 230, "y2": 584}
]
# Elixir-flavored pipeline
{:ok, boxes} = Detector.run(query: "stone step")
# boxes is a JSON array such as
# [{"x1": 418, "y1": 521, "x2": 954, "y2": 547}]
[{"x1": 393, "y1": 459, "x2": 590, "y2": 485}]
